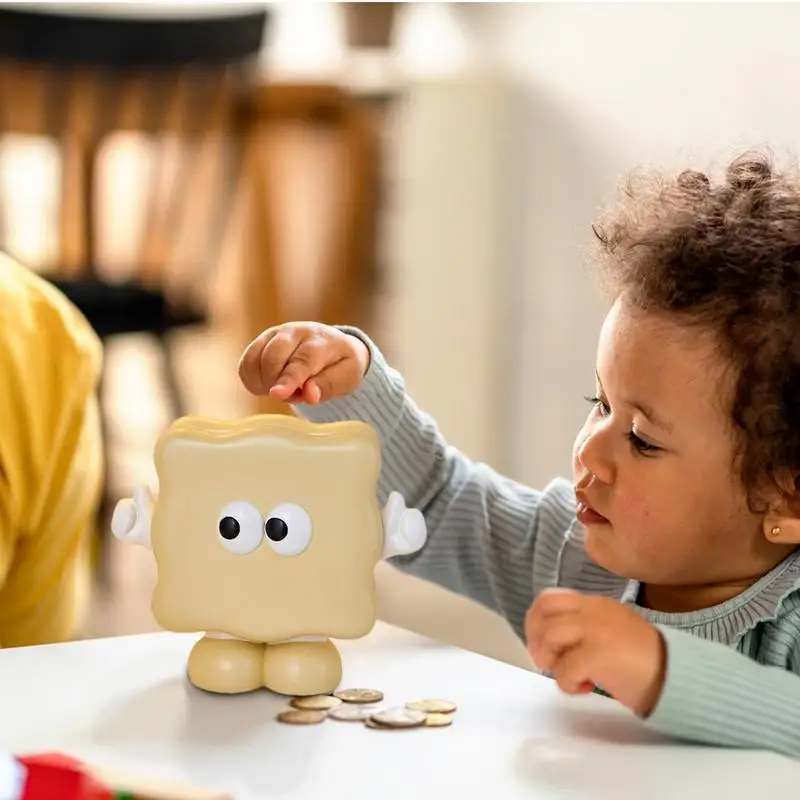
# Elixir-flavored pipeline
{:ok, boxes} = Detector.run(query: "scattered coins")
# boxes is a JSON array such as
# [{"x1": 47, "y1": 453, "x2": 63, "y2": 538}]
[
  {"x1": 370, "y1": 707, "x2": 427, "y2": 729},
  {"x1": 406, "y1": 699, "x2": 457, "y2": 715},
  {"x1": 290, "y1": 694, "x2": 343, "y2": 711},
  {"x1": 334, "y1": 688, "x2": 384, "y2": 704},
  {"x1": 275, "y1": 689, "x2": 458, "y2": 732},
  {"x1": 276, "y1": 709, "x2": 327, "y2": 725},
  {"x1": 328, "y1": 704, "x2": 379, "y2": 722},
  {"x1": 423, "y1": 713, "x2": 454, "y2": 728}
]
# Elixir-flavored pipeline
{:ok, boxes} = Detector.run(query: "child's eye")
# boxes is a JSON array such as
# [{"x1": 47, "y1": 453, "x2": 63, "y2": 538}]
[
  {"x1": 628, "y1": 430, "x2": 659, "y2": 456},
  {"x1": 584, "y1": 395, "x2": 610, "y2": 417},
  {"x1": 585, "y1": 395, "x2": 660, "y2": 456}
]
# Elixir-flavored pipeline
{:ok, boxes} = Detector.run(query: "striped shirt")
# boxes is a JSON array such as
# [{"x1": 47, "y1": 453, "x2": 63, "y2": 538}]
[{"x1": 297, "y1": 328, "x2": 800, "y2": 759}]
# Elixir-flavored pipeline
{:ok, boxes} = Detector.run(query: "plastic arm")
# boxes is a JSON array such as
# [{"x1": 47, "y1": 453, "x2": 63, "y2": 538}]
[
  {"x1": 110, "y1": 486, "x2": 153, "y2": 549},
  {"x1": 381, "y1": 491, "x2": 427, "y2": 559}
]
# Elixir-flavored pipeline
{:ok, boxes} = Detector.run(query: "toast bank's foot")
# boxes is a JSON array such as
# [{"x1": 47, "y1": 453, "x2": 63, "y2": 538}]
[
  {"x1": 263, "y1": 639, "x2": 342, "y2": 697},
  {"x1": 187, "y1": 636, "x2": 266, "y2": 694}
]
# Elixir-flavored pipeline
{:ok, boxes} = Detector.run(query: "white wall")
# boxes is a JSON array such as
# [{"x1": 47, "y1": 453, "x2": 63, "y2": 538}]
[
  {"x1": 476, "y1": 2, "x2": 800, "y2": 489},
  {"x1": 383, "y1": 74, "x2": 517, "y2": 471},
  {"x1": 363, "y1": 3, "x2": 519, "y2": 472}
]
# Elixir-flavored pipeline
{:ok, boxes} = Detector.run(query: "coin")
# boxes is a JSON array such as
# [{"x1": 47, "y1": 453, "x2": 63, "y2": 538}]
[
  {"x1": 364, "y1": 717, "x2": 416, "y2": 731},
  {"x1": 406, "y1": 699, "x2": 457, "y2": 714},
  {"x1": 290, "y1": 694, "x2": 342, "y2": 711},
  {"x1": 334, "y1": 688, "x2": 384, "y2": 704},
  {"x1": 424, "y1": 713, "x2": 454, "y2": 727},
  {"x1": 370, "y1": 707, "x2": 427, "y2": 728},
  {"x1": 276, "y1": 709, "x2": 327, "y2": 725},
  {"x1": 328, "y1": 704, "x2": 379, "y2": 722}
]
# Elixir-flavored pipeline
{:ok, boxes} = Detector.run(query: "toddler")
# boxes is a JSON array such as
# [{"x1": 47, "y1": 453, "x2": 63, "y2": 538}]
[{"x1": 238, "y1": 152, "x2": 800, "y2": 758}]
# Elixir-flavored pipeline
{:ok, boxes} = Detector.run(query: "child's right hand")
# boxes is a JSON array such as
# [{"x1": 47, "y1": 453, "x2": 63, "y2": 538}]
[{"x1": 237, "y1": 322, "x2": 371, "y2": 405}]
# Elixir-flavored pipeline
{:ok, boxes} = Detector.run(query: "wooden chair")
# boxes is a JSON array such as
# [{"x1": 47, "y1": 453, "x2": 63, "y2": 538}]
[
  {"x1": 238, "y1": 82, "x2": 385, "y2": 416},
  {"x1": 0, "y1": 4, "x2": 268, "y2": 572}
]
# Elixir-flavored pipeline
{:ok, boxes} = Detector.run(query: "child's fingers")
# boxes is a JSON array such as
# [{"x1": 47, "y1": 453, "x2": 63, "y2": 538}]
[
  {"x1": 303, "y1": 357, "x2": 361, "y2": 404},
  {"x1": 528, "y1": 621, "x2": 585, "y2": 672},
  {"x1": 238, "y1": 328, "x2": 280, "y2": 395},
  {"x1": 239, "y1": 324, "x2": 366, "y2": 403},
  {"x1": 298, "y1": 381, "x2": 322, "y2": 405},
  {"x1": 525, "y1": 589, "x2": 584, "y2": 642},
  {"x1": 551, "y1": 644, "x2": 596, "y2": 696},
  {"x1": 270, "y1": 340, "x2": 334, "y2": 400},
  {"x1": 260, "y1": 333, "x2": 306, "y2": 397}
]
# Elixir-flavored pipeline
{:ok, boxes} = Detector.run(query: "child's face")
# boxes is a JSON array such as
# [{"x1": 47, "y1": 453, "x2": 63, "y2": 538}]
[{"x1": 572, "y1": 297, "x2": 786, "y2": 592}]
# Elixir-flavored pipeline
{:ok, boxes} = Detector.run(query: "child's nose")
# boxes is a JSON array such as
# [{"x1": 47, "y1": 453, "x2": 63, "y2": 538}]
[{"x1": 576, "y1": 428, "x2": 615, "y2": 485}]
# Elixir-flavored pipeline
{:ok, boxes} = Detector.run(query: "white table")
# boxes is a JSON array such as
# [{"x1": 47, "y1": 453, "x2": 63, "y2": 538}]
[{"x1": 0, "y1": 622, "x2": 797, "y2": 799}]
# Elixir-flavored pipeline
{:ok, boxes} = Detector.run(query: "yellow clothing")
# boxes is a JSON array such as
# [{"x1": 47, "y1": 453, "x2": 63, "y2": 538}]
[{"x1": 0, "y1": 255, "x2": 103, "y2": 647}]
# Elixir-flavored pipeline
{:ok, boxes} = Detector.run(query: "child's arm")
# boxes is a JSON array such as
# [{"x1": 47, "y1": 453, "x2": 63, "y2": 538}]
[
  {"x1": 645, "y1": 611, "x2": 800, "y2": 758},
  {"x1": 296, "y1": 328, "x2": 576, "y2": 639}
]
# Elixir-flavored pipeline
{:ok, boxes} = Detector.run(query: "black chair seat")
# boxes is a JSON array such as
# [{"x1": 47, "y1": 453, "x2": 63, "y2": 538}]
[{"x1": 47, "y1": 276, "x2": 205, "y2": 339}]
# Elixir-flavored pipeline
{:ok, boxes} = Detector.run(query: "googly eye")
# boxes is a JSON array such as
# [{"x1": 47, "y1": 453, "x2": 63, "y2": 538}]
[
  {"x1": 217, "y1": 501, "x2": 263, "y2": 555},
  {"x1": 264, "y1": 503, "x2": 313, "y2": 556}
]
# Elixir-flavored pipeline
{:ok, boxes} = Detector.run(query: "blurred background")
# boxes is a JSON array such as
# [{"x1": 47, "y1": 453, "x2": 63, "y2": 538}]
[{"x1": 4, "y1": 1, "x2": 799, "y2": 670}]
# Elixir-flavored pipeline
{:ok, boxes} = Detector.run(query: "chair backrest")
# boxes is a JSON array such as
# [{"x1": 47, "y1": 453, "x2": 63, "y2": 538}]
[
  {"x1": 0, "y1": 5, "x2": 268, "y2": 307},
  {"x1": 233, "y1": 82, "x2": 384, "y2": 416},
  {"x1": 258, "y1": 83, "x2": 381, "y2": 322}
]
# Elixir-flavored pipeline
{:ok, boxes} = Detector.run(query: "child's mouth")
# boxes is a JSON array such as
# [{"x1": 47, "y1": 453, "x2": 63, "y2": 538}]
[{"x1": 576, "y1": 500, "x2": 609, "y2": 526}]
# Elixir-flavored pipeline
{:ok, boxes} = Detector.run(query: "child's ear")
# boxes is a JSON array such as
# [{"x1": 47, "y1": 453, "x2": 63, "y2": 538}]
[
  {"x1": 762, "y1": 515, "x2": 800, "y2": 545},
  {"x1": 762, "y1": 496, "x2": 800, "y2": 545},
  {"x1": 760, "y1": 473, "x2": 800, "y2": 545}
]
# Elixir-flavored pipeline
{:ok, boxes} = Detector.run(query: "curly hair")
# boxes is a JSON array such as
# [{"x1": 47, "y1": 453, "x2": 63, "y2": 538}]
[{"x1": 591, "y1": 151, "x2": 800, "y2": 511}]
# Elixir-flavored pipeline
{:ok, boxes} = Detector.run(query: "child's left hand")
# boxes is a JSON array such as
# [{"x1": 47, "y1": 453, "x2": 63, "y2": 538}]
[{"x1": 525, "y1": 588, "x2": 667, "y2": 717}]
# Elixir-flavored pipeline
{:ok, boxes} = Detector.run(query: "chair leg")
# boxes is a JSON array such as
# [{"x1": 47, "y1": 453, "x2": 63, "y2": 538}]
[
  {"x1": 92, "y1": 367, "x2": 115, "y2": 588},
  {"x1": 157, "y1": 332, "x2": 188, "y2": 420}
]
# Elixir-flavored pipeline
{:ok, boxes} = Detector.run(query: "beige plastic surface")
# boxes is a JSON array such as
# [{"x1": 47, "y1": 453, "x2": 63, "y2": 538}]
[
  {"x1": 187, "y1": 637, "x2": 266, "y2": 694},
  {"x1": 150, "y1": 415, "x2": 384, "y2": 646},
  {"x1": 262, "y1": 639, "x2": 343, "y2": 696},
  {"x1": 186, "y1": 635, "x2": 344, "y2": 697}
]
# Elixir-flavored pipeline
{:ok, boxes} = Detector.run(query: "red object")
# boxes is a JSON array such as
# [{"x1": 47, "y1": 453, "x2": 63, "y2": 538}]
[{"x1": 17, "y1": 752, "x2": 113, "y2": 800}]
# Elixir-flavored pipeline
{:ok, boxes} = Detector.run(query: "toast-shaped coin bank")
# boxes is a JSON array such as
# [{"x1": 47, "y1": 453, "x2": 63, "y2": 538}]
[{"x1": 110, "y1": 414, "x2": 427, "y2": 697}]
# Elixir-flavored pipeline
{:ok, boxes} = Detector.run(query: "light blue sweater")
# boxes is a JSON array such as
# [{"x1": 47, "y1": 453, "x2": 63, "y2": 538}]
[{"x1": 297, "y1": 329, "x2": 800, "y2": 759}]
